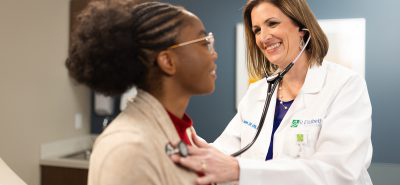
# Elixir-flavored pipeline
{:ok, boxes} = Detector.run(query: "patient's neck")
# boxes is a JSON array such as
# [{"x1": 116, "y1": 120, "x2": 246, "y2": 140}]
[
  {"x1": 159, "y1": 94, "x2": 189, "y2": 119},
  {"x1": 149, "y1": 85, "x2": 189, "y2": 119}
]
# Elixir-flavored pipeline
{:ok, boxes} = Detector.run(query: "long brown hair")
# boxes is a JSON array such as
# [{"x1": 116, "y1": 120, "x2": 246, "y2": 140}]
[{"x1": 243, "y1": 0, "x2": 329, "y2": 79}]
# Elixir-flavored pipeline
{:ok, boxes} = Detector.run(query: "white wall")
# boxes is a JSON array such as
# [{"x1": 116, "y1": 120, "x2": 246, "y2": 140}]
[{"x1": 0, "y1": 0, "x2": 90, "y2": 185}]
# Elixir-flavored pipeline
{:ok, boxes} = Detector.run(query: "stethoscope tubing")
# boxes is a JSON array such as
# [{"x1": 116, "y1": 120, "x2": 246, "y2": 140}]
[{"x1": 231, "y1": 77, "x2": 281, "y2": 157}]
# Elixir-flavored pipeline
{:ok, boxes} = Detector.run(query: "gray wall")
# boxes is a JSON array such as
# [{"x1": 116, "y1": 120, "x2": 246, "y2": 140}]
[{"x1": 167, "y1": 0, "x2": 400, "y2": 164}]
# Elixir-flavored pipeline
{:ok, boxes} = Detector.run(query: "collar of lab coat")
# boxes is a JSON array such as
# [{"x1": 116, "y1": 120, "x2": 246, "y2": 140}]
[
  {"x1": 256, "y1": 61, "x2": 327, "y2": 101},
  {"x1": 301, "y1": 62, "x2": 327, "y2": 94}
]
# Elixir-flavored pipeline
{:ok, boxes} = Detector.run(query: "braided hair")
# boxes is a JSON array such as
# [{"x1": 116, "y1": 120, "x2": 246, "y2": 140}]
[{"x1": 66, "y1": 1, "x2": 188, "y2": 96}]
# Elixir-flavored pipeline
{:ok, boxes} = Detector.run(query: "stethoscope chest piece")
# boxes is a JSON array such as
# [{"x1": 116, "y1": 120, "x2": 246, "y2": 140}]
[{"x1": 165, "y1": 141, "x2": 189, "y2": 157}]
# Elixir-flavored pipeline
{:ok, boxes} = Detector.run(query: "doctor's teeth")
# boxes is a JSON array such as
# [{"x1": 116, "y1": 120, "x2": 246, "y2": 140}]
[{"x1": 267, "y1": 43, "x2": 280, "y2": 50}]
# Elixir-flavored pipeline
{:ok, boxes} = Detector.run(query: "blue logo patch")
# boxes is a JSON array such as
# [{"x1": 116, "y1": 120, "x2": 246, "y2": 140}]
[{"x1": 243, "y1": 120, "x2": 257, "y2": 129}]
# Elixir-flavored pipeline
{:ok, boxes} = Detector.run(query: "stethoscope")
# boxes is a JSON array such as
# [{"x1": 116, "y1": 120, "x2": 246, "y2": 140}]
[{"x1": 166, "y1": 28, "x2": 311, "y2": 158}]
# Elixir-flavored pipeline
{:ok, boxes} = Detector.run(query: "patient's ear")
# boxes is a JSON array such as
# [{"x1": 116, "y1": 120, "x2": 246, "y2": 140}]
[{"x1": 156, "y1": 51, "x2": 176, "y2": 76}]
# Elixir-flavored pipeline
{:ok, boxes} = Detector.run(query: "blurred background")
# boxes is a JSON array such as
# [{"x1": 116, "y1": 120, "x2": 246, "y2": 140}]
[{"x1": 0, "y1": 0, "x2": 399, "y2": 185}]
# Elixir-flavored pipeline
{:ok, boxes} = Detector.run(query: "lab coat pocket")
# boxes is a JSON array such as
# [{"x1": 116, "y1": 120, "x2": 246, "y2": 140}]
[{"x1": 287, "y1": 126, "x2": 321, "y2": 158}]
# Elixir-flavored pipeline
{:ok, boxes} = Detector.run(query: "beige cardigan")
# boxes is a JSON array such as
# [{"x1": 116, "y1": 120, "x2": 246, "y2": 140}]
[{"x1": 88, "y1": 90, "x2": 197, "y2": 185}]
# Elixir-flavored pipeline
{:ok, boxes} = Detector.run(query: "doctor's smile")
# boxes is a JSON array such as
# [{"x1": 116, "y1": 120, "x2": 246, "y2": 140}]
[{"x1": 265, "y1": 42, "x2": 282, "y2": 52}]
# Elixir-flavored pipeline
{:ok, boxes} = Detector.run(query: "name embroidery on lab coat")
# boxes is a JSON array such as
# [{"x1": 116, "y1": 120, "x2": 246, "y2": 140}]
[
  {"x1": 290, "y1": 118, "x2": 322, "y2": 128},
  {"x1": 243, "y1": 120, "x2": 257, "y2": 129}
]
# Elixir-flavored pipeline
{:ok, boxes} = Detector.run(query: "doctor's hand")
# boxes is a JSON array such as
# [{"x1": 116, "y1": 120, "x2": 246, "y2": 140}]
[{"x1": 170, "y1": 133, "x2": 240, "y2": 185}]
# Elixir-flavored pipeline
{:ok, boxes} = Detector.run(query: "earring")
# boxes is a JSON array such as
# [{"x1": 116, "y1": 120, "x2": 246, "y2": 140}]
[{"x1": 299, "y1": 38, "x2": 305, "y2": 49}]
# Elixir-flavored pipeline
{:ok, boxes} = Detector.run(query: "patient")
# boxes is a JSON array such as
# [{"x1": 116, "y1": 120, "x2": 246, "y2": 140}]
[{"x1": 65, "y1": 1, "x2": 218, "y2": 185}]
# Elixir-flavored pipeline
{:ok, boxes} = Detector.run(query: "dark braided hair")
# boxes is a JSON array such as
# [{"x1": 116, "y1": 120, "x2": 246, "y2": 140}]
[{"x1": 66, "y1": 0, "x2": 188, "y2": 96}]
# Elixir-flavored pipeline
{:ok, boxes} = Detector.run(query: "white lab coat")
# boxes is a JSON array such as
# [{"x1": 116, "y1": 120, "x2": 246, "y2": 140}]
[{"x1": 214, "y1": 61, "x2": 373, "y2": 185}]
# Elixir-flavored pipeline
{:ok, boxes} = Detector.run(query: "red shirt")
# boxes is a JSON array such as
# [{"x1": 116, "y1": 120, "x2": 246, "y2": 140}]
[
  {"x1": 167, "y1": 111, "x2": 208, "y2": 183},
  {"x1": 167, "y1": 111, "x2": 193, "y2": 145}
]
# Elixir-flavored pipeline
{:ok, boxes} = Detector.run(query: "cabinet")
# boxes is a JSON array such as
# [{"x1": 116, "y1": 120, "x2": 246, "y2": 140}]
[{"x1": 41, "y1": 165, "x2": 88, "y2": 185}]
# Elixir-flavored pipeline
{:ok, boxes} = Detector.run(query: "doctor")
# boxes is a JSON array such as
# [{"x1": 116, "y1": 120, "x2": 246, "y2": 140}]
[{"x1": 171, "y1": 0, "x2": 373, "y2": 185}]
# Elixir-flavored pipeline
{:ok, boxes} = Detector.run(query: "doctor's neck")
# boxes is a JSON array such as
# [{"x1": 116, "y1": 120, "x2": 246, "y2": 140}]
[{"x1": 279, "y1": 53, "x2": 309, "y2": 86}]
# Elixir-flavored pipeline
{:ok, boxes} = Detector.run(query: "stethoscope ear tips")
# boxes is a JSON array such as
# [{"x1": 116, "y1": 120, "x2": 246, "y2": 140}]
[{"x1": 165, "y1": 141, "x2": 189, "y2": 157}]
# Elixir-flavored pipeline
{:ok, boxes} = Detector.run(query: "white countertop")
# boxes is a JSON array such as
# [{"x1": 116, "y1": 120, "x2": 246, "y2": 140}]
[
  {"x1": 40, "y1": 135, "x2": 97, "y2": 169},
  {"x1": 40, "y1": 156, "x2": 90, "y2": 169}
]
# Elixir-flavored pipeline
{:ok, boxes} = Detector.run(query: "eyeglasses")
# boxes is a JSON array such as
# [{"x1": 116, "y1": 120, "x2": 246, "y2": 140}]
[{"x1": 168, "y1": 32, "x2": 215, "y2": 54}]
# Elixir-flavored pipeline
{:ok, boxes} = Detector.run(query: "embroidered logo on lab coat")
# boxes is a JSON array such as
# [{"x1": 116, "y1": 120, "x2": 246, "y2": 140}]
[{"x1": 291, "y1": 118, "x2": 322, "y2": 128}]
